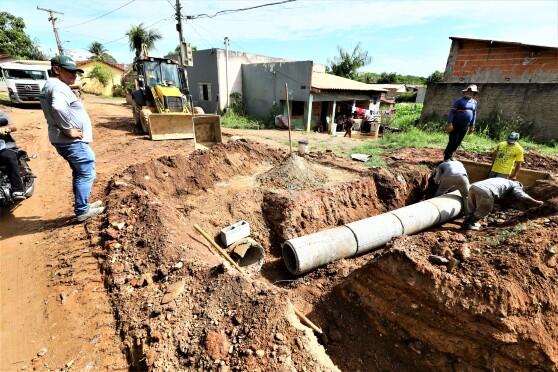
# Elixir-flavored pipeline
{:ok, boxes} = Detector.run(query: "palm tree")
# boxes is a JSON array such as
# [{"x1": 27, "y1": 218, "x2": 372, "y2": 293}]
[
  {"x1": 327, "y1": 43, "x2": 372, "y2": 80},
  {"x1": 88, "y1": 41, "x2": 108, "y2": 60},
  {"x1": 126, "y1": 23, "x2": 162, "y2": 58}
]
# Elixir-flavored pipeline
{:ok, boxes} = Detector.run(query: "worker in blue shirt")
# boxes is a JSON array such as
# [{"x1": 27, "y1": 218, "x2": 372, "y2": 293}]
[{"x1": 443, "y1": 84, "x2": 478, "y2": 161}]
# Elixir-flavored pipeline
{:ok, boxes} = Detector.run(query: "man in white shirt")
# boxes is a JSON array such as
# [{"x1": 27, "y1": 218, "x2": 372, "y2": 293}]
[{"x1": 39, "y1": 55, "x2": 104, "y2": 222}]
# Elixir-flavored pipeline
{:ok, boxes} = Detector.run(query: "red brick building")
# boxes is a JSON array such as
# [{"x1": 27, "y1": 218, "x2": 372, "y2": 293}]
[
  {"x1": 444, "y1": 37, "x2": 558, "y2": 83},
  {"x1": 421, "y1": 37, "x2": 558, "y2": 141}
]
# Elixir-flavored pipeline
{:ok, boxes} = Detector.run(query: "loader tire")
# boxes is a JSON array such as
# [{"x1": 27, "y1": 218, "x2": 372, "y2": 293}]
[{"x1": 140, "y1": 109, "x2": 151, "y2": 134}]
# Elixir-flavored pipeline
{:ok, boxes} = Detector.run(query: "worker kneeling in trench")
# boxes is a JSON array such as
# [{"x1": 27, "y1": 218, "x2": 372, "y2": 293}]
[{"x1": 463, "y1": 177, "x2": 543, "y2": 231}]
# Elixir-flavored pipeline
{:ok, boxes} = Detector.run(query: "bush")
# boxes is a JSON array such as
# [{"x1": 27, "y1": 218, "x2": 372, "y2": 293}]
[
  {"x1": 395, "y1": 91, "x2": 417, "y2": 103},
  {"x1": 221, "y1": 109, "x2": 264, "y2": 129},
  {"x1": 87, "y1": 63, "x2": 111, "y2": 87},
  {"x1": 112, "y1": 84, "x2": 126, "y2": 97}
]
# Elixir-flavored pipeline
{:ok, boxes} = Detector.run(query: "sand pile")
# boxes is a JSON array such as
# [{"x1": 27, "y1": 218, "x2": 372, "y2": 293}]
[{"x1": 258, "y1": 153, "x2": 329, "y2": 191}]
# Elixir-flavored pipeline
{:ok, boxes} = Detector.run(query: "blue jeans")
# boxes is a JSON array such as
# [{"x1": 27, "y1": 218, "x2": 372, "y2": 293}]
[{"x1": 54, "y1": 142, "x2": 96, "y2": 215}]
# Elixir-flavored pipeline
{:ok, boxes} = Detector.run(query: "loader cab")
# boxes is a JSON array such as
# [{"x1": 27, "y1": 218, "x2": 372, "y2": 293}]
[{"x1": 134, "y1": 58, "x2": 187, "y2": 93}]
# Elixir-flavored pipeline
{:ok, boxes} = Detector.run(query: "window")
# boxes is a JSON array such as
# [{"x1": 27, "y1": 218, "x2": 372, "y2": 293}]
[
  {"x1": 198, "y1": 83, "x2": 212, "y2": 101},
  {"x1": 4, "y1": 69, "x2": 47, "y2": 80},
  {"x1": 291, "y1": 101, "x2": 305, "y2": 116}
]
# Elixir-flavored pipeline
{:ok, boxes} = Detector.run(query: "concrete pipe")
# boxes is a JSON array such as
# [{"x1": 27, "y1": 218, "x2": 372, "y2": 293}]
[{"x1": 282, "y1": 192, "x2": 463, "y2": 275}]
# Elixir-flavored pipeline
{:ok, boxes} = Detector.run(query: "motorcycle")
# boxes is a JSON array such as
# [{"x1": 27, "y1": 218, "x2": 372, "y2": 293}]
[{"x1": 0, "y1": 148, "x2": 36, "y2": 211}]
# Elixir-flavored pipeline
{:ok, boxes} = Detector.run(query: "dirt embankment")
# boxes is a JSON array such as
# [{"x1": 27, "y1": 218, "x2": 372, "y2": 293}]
[
  {"x1": 89, "y1": 140, "x2": 435, "y2": 370},
  {"x1": 316, "y1": 179, "x2": 558, "y2": 371}
]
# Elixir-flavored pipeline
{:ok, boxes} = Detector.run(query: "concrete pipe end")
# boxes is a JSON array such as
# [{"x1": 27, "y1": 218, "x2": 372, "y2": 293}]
[{"x1": 282, "y1": 241, "x2": 301, "y2": 275}]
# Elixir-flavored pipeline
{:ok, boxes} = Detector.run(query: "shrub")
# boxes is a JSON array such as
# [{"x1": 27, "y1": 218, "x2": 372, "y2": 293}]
[
  {"x1": 221, "y1": 109, "x2": 264, "y2": 129},
  {"x1": 112, "y1": 84, "x2": 126, "y2": 97},
  {"x1": 87, "y1": 63, "x2": 111, "y2": 87}
]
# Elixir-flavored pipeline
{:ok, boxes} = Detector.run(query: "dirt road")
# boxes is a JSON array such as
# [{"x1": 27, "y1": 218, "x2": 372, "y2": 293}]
[{"x1": 0, "y1": 96, "x2": 186, "y2": 370}]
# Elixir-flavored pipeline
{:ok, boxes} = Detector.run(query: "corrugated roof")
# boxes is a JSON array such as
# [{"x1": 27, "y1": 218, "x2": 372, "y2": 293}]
[{"x1": 311, "y1": 72, "x2": 386, "y2": 92}]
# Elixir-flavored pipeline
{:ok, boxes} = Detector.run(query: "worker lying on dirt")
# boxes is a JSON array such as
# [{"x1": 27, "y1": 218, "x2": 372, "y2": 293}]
[
  {"x1": 489, "y1": 132, "x2": 524, "y2": 179},
  {"x1": 433, "y1": 159, "x2": 470, "y2": 213},
  {"x1": 463, "y1": 177, "x2": 543, "y2": 230},
  {"x1": 0, "y1": 111, "x2": 26, "y2": 201}
]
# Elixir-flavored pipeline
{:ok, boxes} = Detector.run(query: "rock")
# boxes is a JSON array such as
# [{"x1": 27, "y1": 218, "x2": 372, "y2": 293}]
[
  {"x1": 172, "y1": 261, "x2": 184, "y2": 270},
  {"x1": 428, "y1": 255, "x2": 449, "y2": 265},
  {"x1": 456, "y1": 244, "x2": 471, "y2": 260},
  {"x1": 205, "y1": 330, "x2": 230, "y2": 360},
  {"x1": 65, "y1": 360, "x2": 74, "y2": 368},
  {"x1": 161, "y1": 278, "x2": 186, "y2": 304},
  {"x1": 255, "y1": 349, "x2": 265, "y2": 358},
  {"x1": 37, "y1": 347, "x2": 47, "y2": 357},
  {"x1": 114, "y1": 180, "x2": 129, "y2": 187},
  {"x1": 111, "y1": 221, "x2": 126, "y2": 230},
  {"x1": 329, "y1": 329, "x2": 342, "y2": 342},
  {"x1": 275, "y1": 332, "x2": 285, "y2": 341}
]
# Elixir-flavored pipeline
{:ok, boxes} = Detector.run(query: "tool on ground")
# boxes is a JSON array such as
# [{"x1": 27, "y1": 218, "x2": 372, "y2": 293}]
[
  {"x1": 284, "y1": 82, "x2": 293, "y2": 154},
  {"x1": 193, "y1": 223, "x2": 323, "y2": 335},
  {"x1": 130, "y1": 54, "x2": 221, "y2": 145}
]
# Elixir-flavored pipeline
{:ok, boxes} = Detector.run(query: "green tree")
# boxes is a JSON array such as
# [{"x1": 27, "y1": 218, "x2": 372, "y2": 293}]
[
  {"x1": 426, "y1": 70, "x2": 444, "y2": 86},
  {"x1": 0, "y1": 11, "x2": 46, "y2": 60},
  {"x1": 126, "y1": 23, "x2": 162, "y2": 58},
  {"x1": 327, "y1": 43, "x2": 371, "y2": 80},
  {"x1": 377, "y1": 72, "x2": 398, "y2": 84},
  {"x1": 88, "y1": 41, "x2": 117, "y2": 64}
]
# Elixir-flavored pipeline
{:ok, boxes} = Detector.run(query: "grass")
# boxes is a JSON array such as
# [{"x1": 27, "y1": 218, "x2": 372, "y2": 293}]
[
  {"x1": 0, "y1": 91, "x2": 11, "y2": 105},
  {"x1": 351, "y1": 103, "x2": 558, "y2": 158},
  {"x1": 221, "y1": 110, "x2": 266, "y2": 130}
]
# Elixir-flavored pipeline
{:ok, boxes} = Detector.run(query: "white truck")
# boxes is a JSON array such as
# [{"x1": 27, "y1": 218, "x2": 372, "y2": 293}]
[{"x1": 0, "y1": 61, "x2": 51, "y2": 104}]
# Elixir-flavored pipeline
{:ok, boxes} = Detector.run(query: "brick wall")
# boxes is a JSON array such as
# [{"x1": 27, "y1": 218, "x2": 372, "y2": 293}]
[
  {"x1": 445, "y1": 39, "x2": 558, "y2": 83},
  {"x1": 421, "y1": 83, "x2": 558, "y2": 141}
]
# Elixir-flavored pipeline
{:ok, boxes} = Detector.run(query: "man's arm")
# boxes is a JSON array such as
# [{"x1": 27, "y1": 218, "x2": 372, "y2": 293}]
[
  {"x1": 0, "y1": 124, "x2": 17, "y2": 135},
  {"x1": 511, "y1": 161, "x2": 523, "y2": 180}
]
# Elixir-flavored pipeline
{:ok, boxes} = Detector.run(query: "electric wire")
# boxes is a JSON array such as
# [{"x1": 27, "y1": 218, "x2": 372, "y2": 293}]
[
  {"x1": 104, "y1": 16, "x2": 172, "y2": 45},
  {"x1": 61, "y1": 0, "x2": 137, "y2": 29},
  {"x1": 185, "y1": 0, "x2": 295, "y2": 19}
]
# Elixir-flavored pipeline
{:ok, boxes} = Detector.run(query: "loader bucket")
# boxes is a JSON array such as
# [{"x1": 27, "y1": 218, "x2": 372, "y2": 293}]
[
  {"x1": 147, "y1": 113, "x2": 195, "y2": 141},
  {"x1": 193, "y1": 114, "x2": 222, "y2": 145}
]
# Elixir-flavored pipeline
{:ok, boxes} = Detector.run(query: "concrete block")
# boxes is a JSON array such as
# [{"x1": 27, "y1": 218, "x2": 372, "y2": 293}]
[{"x1": 220, "y1": 220, "x2": 250, "y2": 247}]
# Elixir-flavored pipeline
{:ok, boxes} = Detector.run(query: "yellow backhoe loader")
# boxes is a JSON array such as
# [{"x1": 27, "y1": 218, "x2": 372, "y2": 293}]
[{"x1": 130, "y1": 56, "x2": 221, "y2": 146}]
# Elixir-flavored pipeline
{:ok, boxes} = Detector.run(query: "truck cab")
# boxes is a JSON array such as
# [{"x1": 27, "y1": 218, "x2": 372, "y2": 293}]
[{"x1": 0, "y1": 62, "x2": 51, "y2": 104}]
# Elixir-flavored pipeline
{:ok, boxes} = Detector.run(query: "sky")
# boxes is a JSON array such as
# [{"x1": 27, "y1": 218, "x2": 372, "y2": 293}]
[{"x1": 3, "y1": 0, "x2": 558, "y2": 77}]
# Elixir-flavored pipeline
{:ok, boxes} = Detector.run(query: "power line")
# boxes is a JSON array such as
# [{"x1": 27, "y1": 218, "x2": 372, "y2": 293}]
[
  {"x1": 185, "y1": 0, "x2": 295, "y2": 19},
  {"x1": 186, "y1": 22, "x2": 214, "y2": 49},
  {"x1": 61, "y1": 0, "x2": 137, "y2": 29},
  {"x1": 104, "y1": 16, "x2": 172, "y2": 45}
]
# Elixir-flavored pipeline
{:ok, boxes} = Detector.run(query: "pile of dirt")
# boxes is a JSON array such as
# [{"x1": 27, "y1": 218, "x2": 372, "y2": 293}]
[
  {"x1": 257, "y1": 153, "x2": 329, "y2": 191},
  {"x1": 89, "y1": 140, "x2": 441, "y2": 370},
  {"x1": 314, "y1": 180, "x2": 558, "y2": 371}
]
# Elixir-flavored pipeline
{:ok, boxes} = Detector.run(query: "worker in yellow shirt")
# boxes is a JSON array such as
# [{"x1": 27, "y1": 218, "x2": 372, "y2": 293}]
[{"x1": 489, "y1": 132, "x2": 524, "y2": 180}]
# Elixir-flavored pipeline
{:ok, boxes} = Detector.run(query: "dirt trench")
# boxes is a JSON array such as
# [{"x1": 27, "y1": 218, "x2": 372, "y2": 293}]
[{"x1": 89, "y1": 139, "x2": 558, "y2": 371}]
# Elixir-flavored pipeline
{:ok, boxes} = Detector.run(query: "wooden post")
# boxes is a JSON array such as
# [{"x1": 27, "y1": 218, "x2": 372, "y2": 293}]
[{"x1": 285, "y1": 82, "x2": 293, "y2": 154}]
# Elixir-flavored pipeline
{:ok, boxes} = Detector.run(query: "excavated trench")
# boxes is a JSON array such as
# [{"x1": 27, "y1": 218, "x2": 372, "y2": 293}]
[{"x1": 90, "y1": 140, "x2": 558, "y2": 371}]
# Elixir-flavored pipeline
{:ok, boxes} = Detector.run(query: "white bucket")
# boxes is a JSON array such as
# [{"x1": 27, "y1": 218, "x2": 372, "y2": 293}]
[{"x1": 298, "y1": 139, "x2": 309, "y2": 155}]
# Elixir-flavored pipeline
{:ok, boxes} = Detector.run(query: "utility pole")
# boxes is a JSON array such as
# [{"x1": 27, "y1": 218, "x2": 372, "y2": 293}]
[
  {"x1": 37, "y1": 6, "x2": 64, "y2": 55},
  {"x1": 224, "y1": 37, "x2": 230, "y2": 111},
  {"x1": 175, "y1": 0, "x2": 185, "y2": 65},
  {"x1": 174, "y1": 0, "x2": 192, "y2": 104}
]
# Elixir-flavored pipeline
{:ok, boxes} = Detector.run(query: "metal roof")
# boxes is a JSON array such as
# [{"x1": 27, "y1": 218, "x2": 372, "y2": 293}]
[{"x1": 311, "y1": 72, "x2": 386, "y2": 92}]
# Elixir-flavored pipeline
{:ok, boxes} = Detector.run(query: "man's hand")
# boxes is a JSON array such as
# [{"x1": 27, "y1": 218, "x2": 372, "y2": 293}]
[
  {"x1": 64, "y1": 128, "x2": 83, "y2": 139},
  {"x1": 445, "y1": 123, "x2": 453, "y2": 133},
  {"x1": 0, "y1": 127, "x2": 8, "y2": 135}
]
